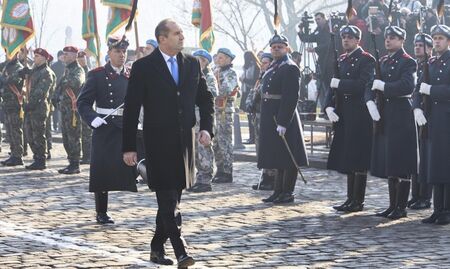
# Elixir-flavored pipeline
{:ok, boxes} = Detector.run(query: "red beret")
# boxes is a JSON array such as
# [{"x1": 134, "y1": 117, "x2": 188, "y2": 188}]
[
  {"x1": 63, "y1": 46, "x2": 78, "y2": 53},
  {"x1": 34, "y1": 48, "x2": 50, "y2": 61},
  {"x1": 48, "y1": 54, "x2": 54, "y2": 62},
  {"x1": 77, "y1": 50, "x2": 87, "y2": 57}
]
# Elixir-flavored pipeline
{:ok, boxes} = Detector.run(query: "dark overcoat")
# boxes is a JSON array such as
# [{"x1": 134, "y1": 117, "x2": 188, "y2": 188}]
[
  {"x1": 122, "y1": 49, "x2": 214, "y2": 190},
  {"x1": 325, "y1": 47, "x2": 375, "y2": 174},
  {"x1": 365, "y1": 48, "x2": 418, "y2": 179},
  {"x1": 413, "y1": 50, "x2": 450, "y2": 184},
  {"x1": 257, "y1": 55, "x2": 308, "y2": 169},
  {"x1": 77, "y1": 63, "x2": 137, "y2": 192}
]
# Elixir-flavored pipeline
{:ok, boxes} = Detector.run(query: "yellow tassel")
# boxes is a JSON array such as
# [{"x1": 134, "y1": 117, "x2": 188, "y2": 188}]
[
  {"x1": 19, "y1": 108, "x2": 24, "y2": 119},
  {"x1": 72, "y1": 112, "x2": 77, "y2": 127}
]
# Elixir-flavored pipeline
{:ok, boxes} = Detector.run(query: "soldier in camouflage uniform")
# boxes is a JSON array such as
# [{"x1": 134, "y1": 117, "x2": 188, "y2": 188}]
[
  {"x1": 52, "y1": 46, "x2": 85, "y2": 174},
  {"x1": 0, "y1": 48, "x2": 26, "y2": 166},
  {"x1": 45, "y1": 54, "x2": 55, "y2": 160},
  {"x1": 212, "y1": 48, "x2": 239, "y2": 183},
  {"x1": 24, "y1": 49, "x2": 56, "y2": 170},
  {"x1": 188, "y1": 49, "x2": 218, "y2": 192},
  {"x1": 77, "y1": 50, "x2": 92, "y2": 164},
  {"x1": 246, "y1": 52, "x2": 277, "y2": 190}
]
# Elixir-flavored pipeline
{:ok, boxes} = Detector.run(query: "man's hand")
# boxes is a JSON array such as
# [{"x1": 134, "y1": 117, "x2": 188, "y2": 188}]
[
  {"x1": 276, "y1": 125, "x2": 286, "y2": 136},
  {"x1": 91, "y1": 117, "x2": 107, "y2": 128},
  {"x1": 413, "y1": 108, "x2": 427, "y2": 126},
  {"x1": 198, "y1": 130, "x2": 211, "y2": 146},
  {"x1": 330, "y1": 78, "x2": 340, "y2": 89},
  {"x1": 419, "y1": 83, "x2": 431, "y2": 95},
  {"x1": 325, "y1": 107, "x2": 339, "y2": 122},
  {"x1": 123, "y1": 151, "x2": 137, "y2": 166},
  {"x1": 366, "y1": 100, "x2": 381, "y2": 121},
  {"x1": 371, "y1": 79, "x2": 385, "y2": 92}
]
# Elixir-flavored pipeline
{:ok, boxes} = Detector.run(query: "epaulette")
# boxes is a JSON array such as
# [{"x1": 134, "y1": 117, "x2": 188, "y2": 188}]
[
  {"x1": 380, "y1": 55, "x2": 389, "y2": 62},
  {"x1": 339, "y1": 53, "x2": 347, "y2": 59},
  {"x1": 428, "y1": 56, "x2": 437, "y2": 64},
  {"x1": 402, "y1": 53, "x2": 412, "y2": 59},
  {"x1": 91, "y1": 66, "x2": 105, "y2": 73}
]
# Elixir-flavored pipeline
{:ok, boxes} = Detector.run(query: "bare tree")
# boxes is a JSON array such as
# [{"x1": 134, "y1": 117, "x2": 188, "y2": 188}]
[{"x1": 30, "y1": 0, "x2": 51, "y2": 48}]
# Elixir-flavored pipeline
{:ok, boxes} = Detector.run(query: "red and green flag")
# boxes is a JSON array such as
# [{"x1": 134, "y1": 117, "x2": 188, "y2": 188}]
[
  {"x1": 82, "y1": 0, "x2": 101, "y2": 65},
  {"x1": 101, "y1": 0, "x2": 133, "y2": 38},
  {"x1": 0, "y1": 0, "x2": 34, "y2": 59},
  {"x1": 191, "y1": 0, "x2": 214, "y2": 52}
]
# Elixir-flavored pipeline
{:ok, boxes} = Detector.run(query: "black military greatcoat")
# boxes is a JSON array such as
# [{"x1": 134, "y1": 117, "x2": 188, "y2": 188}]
[
  {"x1": 77, "y1": 63, "x2": 137, "y2": 192},
  {"x1": 325, "y1": 47, "x2": 375, "y2": 174},
  {"x1": 122, "y1": 49, "x2": 214, "y2": 190},
  {"x1": 257, "y1": 55, "x2": 308, "y2": 169},
  {"x1": 413, "y1": 50, "x2": 450, "y2": 184},
  {"x1": 365, "y1": 48, "x2": 418, "y2": 179}
]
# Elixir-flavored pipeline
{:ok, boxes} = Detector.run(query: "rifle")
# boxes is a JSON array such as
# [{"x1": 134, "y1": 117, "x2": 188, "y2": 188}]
[
  {"x1": 329, "y1": 22, "x2": 340, "y2": 110},
  {"x1": 418, "y1": 6, "x2": 430, "y2": 140}
]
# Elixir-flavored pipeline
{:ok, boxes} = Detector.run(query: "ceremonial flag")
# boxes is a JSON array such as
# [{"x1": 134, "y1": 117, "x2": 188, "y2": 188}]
[
  {"x1": 82, "y1": 0, "x2": 100, "y2": 65},
  {"x1": 0, "y1": 0, "x2": 34, "y2": 59},
  {"x1": 191, "y1": 0, "x2": 214, "y2": 52},
  {"x1": 101, "y1": 0, "x2": 133, "y2": 38}
]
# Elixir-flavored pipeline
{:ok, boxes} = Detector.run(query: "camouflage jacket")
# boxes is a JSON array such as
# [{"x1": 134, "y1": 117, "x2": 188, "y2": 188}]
[
  {"x1": 27, "y1": 63, "x2": 56, "y2": 115},
  {"x1": 203, "y1": 66, "x2": 218, "y2": 98},
  {"x1": 53, "y1": 61, "x2": 85, "y2": 112},
  {"x1": 215, "y1": 64, "x2": 238, "y2": 113},
  {"x1": 1, "y1": 59, "x2": 25, "y2": 111}
]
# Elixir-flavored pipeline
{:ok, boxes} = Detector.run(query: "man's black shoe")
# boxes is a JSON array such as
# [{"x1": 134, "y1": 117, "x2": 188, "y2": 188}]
[
  {"x1": 96, "y1": 212, "x2": 114, "y2": 224},
  {"x1": 4, "y1": 157, "x2": 23, "y2": 166},
  {"x1": 177, "y1": 254, "x2": 195, "y2": 268},
  {"x1": 243, "y1": 138, "x2": 255, "y2": 144},
  {"x1": 58, "y1": 163, "x2": 80, "y2": 174},
  {"x1": 150, "y1": 250, "x2": 174, "y2": 265},
  {"x1": 212, "y1": 173, "x2": 232, "y2": 183},
  {"x1": 0, "y1": 157, "x2": 11, "y2": 165},
  {"x1": 273, "y1": 193, "x2": 294, "y2": 204},
  {"x1": 188, "y1": 183, "x2": 212, "y2": 193},
  {"x1": 409, "y1": 199, "x2": 431, "y2": 210},
  {"x1": 422, "y1": 212, "x2": 440, "y2": 224},
  {"x1": 25, "y1": 160, "x2": 46, "y2": 170}
]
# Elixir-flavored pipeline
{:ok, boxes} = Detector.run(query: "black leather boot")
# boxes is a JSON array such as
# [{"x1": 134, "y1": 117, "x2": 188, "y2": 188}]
[
  {"x1": 150, "y1": 250, "x2": 174, "y2": 265},
  {"x1": 273, "y1": 168, "x2": 297, "y2": 204},
  {"x1": 25, "y1": 158, "x2": 46, "y2": 170},
  {"x1": 376, "y1": 178, "x2": 398, "y2": 217},
  {"x1": 262, "y1": 170, "x2": 283, "y2": 203},
  {"x1": 346, "y1": 173, "x2": 367, "y2": 212},
  {"x1": 95, "y1": 192, "x2": 114, "y2": 224},
  {"x1": 407, "y1": 174, "x2": 419, "y2": 208},
  {"x1": 333, "y1": 173, "x2": 355, "y2": 211},
  {"x1": 411, "y1": 182, "x2": 433, "y2": 209},
  {"x1": 388, "y1": 180, "x2": 410, "y2": 219},
  {"x1": 58, "y1": 161, "x2": 80, "y2": 174},
  {"x1": 252, "y1": 172, "x2": 275, "y2": 190},
  {"x1": 436, "y1": 184, "x2": 450, "y2": 225},
  {"x1": 4, "y1": 156, "x2": 23, "y2": 166},
  {"x1": 423, "y1": 185, "x2": 444, "y2": 224},
  {"x1": 212, "y1": 172, "x2": 232, "y2": 183}
]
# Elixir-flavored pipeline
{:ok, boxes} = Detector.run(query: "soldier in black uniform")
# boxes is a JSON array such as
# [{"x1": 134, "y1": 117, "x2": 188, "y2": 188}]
[
  {"x1": 325, "y1": 25, "x2": 375, "y2": 212},
  {"x1": 365, "y1": 25, "x2": 418, "y2": 220},
  {"x1": 258, "y1": 34, "x2": 308, "y2": 204},
  {"x1": 77, "y1": 37, "x2": 137, "y2": 224},
  {"x1": 414, "y1": 24, "x2": 450, "y2": 225},
  {"x1": 408, "y1": 33, "x2": 433, "y2": 210}
]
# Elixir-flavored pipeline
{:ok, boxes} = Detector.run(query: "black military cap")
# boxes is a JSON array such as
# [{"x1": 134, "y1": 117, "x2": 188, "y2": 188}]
[
  {"x1": 340, "y1": 25, "x2": 361, "y2": 40},
  {"x1": 384, "y1": 25, "x2": 406, "y2": 40},
  {"x1": 107, "y1": 36, "x2": 130, "y2": 50},
  {"x1": 414, "y1": 33, "x2": 433, "y2": 48},
  {"x1": 269, "y1": 33, "x2": 289, "y2": 46},
  {"x1": 431, "y1": 24, "x2": 450, "y2": 39}
]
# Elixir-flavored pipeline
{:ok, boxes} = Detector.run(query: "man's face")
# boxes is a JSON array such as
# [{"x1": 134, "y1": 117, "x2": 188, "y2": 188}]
[
  {"x1": 108, "y1": 48, "x2": 127, "y2": 67},
  {"x1": 261, "y1": 58, "x2": 272, "y2": 72},
  {"x1": 77, "y1": 56, "x2": 87, "y2": 67},
  {"x1": 315, "y1": 15, "x2": 326, "y2": 27},
  {"x1": 34, "y1": 53, "x2": 46, "y2": 66},
  {"x1": 414, "y1": 42, "x2": 425, "y2": 58},
  {"x1": 385, "y1": 35, "x2": 403, "y2": 52},
  {"x1": 341, "y1": 34, "x2": 359, "y2": 52},
  {"x1": 159, "y1": 22, "x2": 184, "y2": 53},
  {"x1": 216, "y1": 53, "x2": 231, "y2": 67},
  {"x1": 433, "y1": 34, "x2": 450, "y2": 54},
  {"x1": 64, "y1": 52, "x2": 77, "y2": 64},
  {"x1": 270, "y1": 43, "x2": 288, "y2": 59}
]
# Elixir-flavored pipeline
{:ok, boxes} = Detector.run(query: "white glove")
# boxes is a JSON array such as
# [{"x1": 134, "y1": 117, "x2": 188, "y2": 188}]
[
  {"x1": 413, "y1": 108, "x2": 427, "y2": 126},
  {"x1": 371, "y1": 79, "x2": 385, "y2": 92},
  {"x1": 330, "y1": 78, "x2": 340, "y2": 88},
  {"x1": 366, "y1": 100, "x2": 381, "y2": 121},
  {"x1": 276, "y1": 125, "x2": 286, "y2": 136},
  {"x1": 419, "y1": 83, "x2": 431, "y2": 95},
  {"x1": 325, "y1": 107, "x2": 339, "y2": 122},
  {"x1": 91, "y1": 117, "x2": 108, "y2": 128}
]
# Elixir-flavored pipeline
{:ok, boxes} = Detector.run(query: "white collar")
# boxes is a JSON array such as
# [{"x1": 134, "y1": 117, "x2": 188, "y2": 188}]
[{"x1": 159, "y1": 48, "x2": 176, "y2": 62}]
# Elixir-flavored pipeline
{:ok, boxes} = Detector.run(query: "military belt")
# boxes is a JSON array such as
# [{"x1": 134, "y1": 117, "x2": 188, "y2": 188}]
[
  {"x1": 96, "y1": 107, "x2": 123, "y2": 116},
  {"x1": 262, "y1": 93, "x2": 282, "y2": 99}
]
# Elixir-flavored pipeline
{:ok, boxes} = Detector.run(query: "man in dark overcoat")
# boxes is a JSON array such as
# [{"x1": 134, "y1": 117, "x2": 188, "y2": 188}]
[
  {"x1": 122, "y1": 19, "x2": 214, "y2": 267},
  {"x1": 77, "y1": 37, "x2": 138, "y2": 225},
  {"x1": 325, "y1": 25, "x2": 375, "y2": 212},
  {"x1": 365, "y1": 25, "x2": 418, "y2": 220},
  {"x1": 258, "y1": 34, "x2": 308, "y2": 204},
  {"x1": 414, "y1": 24, "x2": 450, "y2": 225}
]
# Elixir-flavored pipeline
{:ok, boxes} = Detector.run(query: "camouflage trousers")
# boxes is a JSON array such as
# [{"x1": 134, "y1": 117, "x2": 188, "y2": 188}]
[
  {"x1": 46, "y1": 111, "x2": 52, "y2": 151},
  {"x1": 81, "y1": 120, "x2": 92, "y2": 160},
  {"x1": 4, "y1": 110, "x2": 23, "y2": 158},
  {"x1": 213, "y1": 111, "x2": 233, "y2": 174},
  {"x1": 254, "y1": 112, "x2": 276, "y2": 177},
  {"x1": 195, "y1": 122, "x2": 214, "y2": 184},
  {"x1": 60, "y1": 109, "x2": 81, "y2": 163},
  {"x1": 24, "y1": 111, "x2": 47, "y2": 160}
]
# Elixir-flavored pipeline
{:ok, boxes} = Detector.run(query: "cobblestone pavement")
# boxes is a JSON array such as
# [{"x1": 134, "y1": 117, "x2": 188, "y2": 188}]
[{"x1": 0, "y1": 141, "x2": 449, "y2": 269}]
